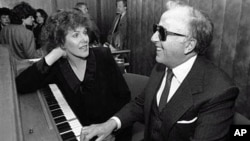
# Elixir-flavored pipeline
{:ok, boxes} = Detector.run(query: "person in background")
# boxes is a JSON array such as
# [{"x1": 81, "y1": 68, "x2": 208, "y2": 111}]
[
  {"x1": 0, "y1": 2, "x2": 43, "y2": 59},
  {"x1": 80, "y1": 1, "x2": 239, "y2": 141},
  {"x1": 75, "y1": 2, "x2": 101, "y2": 47},
  {"x1": 0, "y1": 7, "x2": 11, "y2": 31},
  {"x1": 16, "y1": 9, "x2": 131, "y2": 141},
  {"x1": 33, "y1": 8, "x2": 48, "y2": 49},
  {"x1": 106, "y1": 0, "x2": 127, "y2": 51}
]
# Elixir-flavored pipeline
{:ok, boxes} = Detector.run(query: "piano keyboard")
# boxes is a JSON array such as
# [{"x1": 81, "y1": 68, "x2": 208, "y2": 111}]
[{"x1": 42, "y1": 84, "x2": 82, "y2": 141}]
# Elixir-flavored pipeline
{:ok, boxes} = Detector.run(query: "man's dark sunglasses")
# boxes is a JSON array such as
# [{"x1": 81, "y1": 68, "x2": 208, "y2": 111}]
[{"x1": 153, "y1": 24, "x2": 187, "y2": 41}]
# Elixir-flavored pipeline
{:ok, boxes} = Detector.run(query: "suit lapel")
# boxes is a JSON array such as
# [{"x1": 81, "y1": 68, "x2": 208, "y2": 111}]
[
  {"x1": 111, "y1": 15, "x2": 121, "y2": 33},
  {"x1": 161, "y1": 57, "x2": 204, "y2": 136},
  {"x1": 144, "y1": 64, "x2": 166, "y2": 124},
  {"x1": 119, "y1": 13, "x2": 126, "y2": 25}
]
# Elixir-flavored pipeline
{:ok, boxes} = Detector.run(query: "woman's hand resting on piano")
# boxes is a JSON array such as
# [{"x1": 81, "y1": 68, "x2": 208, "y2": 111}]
[{"x1": 80, "y1": 119, "x2": 117, "y2": 141}]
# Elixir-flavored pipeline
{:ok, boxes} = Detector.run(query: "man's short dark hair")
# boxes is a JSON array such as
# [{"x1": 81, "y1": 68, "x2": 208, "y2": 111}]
[
  {"x1": 11, "y1": 2, "x2": 36, "y2": 24},
  {"x1": 0, "y1": 7, "x2": 11, "y2": 17}
]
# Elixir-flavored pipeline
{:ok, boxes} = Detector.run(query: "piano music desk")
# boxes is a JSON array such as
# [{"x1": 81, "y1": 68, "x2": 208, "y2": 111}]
[{"x1": 111, "y1": 49, "x2": 130, "y2": 73}]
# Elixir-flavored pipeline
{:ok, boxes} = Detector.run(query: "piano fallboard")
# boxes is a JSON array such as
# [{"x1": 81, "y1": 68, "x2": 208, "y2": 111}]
[{"x1": 19, "y1": 90, "x2": 62, "y2": 141}]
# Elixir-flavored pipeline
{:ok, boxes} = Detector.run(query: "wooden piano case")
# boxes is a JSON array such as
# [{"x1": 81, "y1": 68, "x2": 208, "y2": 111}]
[{"x1": 0, "y1": 45, "x2": 62, "y2": 141}]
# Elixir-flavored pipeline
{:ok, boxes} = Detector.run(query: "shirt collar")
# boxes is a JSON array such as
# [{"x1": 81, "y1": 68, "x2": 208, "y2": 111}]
[{"x1": 170, "y1": 55, "x2": 197, "y2": 83}]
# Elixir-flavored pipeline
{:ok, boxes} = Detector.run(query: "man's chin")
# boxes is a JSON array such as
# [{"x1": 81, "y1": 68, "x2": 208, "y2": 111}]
[{"x1": 155, "y1": 56, "x2": 162, "y2": 64}]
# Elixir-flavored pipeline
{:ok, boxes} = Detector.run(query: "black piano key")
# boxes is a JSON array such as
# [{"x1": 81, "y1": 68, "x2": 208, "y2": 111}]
[
  {"x1": 44, "y1": 93, "x2": 52, "y2": 98},
  {"x1": 68, "y1": 139, "x2": 78, "y2": 141},
  {"x1": 43, "y1": 89, "x2": 52, "y2": 96},
  {"x1": 47, "y1": 98, "x2": 58, "y2": 106},
  {"x1": 43, "y1": 89, "x2": 55, "y2": 99},
  {"x1": 66, "y1": 138, "x2": 78, "y2": 141},
  {"x1": 54, "y1": 116, "x2": 67, "y2": 124},
  {"x1": 44, "y1": 93, "x2": 54, "y2": 98},
  {"x1": 49, "y1": 104, "x2": 60, "y2": 111},
  {"x1": 51, "y1": 109, "x2": 64, "y2": 118},
  {"x1": 57, "y1": 122, "x2": 71, "y2": 133},
  {"x1": 42, "y1": 85, "x2": 82, "y2": 141},
  {"x1": 45, "y1": 96, "x2": 57, "y2": 102},
  {"x1": 90, "y1": 136, "x2": 98, "y2": 141},
  {"x1": 61, "y1": 131, "x2": 77, "y2": 141}
]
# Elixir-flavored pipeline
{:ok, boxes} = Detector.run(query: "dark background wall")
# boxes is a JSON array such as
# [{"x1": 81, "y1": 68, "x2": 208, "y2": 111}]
[{"x1": 1, "y1": 0, "x2": 250, "y2": 118}]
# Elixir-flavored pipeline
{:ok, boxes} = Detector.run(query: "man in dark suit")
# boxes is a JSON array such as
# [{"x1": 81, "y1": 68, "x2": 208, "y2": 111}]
[
  {"x1": 80, "y1": 1, "x2": 239, "y2": 141},
  {"x1": 107, "y1": 0, "x2": 127, "y2": 50}
]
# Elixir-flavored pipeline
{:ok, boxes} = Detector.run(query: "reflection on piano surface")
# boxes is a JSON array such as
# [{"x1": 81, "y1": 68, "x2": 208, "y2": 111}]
[{"x1": 111, "y1": 49, "x2": 130, "y2": 73}]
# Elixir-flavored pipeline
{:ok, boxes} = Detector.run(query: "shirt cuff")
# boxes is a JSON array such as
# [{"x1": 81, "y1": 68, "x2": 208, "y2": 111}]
[{"x1": 110, "y1": 116, "x2": 121, "y2": 130}]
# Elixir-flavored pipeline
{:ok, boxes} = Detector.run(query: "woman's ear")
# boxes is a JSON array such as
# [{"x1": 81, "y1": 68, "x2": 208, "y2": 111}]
[
  {"x1": 184, "y1": 38, "x2": 197, "y2": 54},
  {"x1": 60, "y1": 44, "x2": 66, "y2": 50}
]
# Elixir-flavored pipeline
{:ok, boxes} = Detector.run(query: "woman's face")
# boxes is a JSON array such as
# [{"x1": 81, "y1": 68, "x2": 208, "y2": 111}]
[
  {"x1": 0, "y1": 15, "x2": 10, "y2": 26},
  {"x1": 36, "y1": 12, "x2": 44, "y2": 24},
  {"x1": 64, "y1": 26, "x2": 90, "y2": 59}
]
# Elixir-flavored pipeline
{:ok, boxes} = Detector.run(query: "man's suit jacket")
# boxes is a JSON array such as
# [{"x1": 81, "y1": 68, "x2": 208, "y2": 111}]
[
  {"x1": 0, "y1": 24, "x2": 43, "y2": 59},
  {"x1": 116, "y1": 56, "x2": 239, "y2": 141},
  {"x1": 107, "y1": 13, "x2": 127, "y2": 50}
]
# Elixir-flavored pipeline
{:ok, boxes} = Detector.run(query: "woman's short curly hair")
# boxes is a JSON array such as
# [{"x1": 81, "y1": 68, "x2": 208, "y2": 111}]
[{"x1": 40, "y1": 9, "x2": 89, "y2": 52}]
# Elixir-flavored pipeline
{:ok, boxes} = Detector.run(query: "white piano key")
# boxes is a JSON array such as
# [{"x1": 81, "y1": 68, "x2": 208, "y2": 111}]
[
  {"x1": 48, "y1": 84, "x2": 83, "y2": 141},
  {"x1": 49, "y1": 84, "x2": 78, "y2": 121},
  {"x1": 72, "y1": 126, "x2": 82, "y2": 137},
  {"x1": 68, "y1": 120, "x2": 82, "y2": 129},
  {"x1": 76, "y1": 136, "x2": 80, "y2": 141}
]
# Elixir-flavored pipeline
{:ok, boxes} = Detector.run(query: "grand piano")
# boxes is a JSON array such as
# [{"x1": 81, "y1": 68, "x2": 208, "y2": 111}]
[{"x1": 0, "y1": 45, "x2": 82, "y2": 141}]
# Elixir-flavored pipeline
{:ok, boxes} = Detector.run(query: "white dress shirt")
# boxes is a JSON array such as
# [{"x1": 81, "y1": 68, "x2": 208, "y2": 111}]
[{"x1": 156, "y1": 55, "x2": 197, "y2": 105}]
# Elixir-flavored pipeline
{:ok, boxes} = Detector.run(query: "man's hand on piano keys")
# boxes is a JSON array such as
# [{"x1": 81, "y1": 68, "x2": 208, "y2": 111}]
[{"x1": 80, "y1": 119, "x2": 117, "y2": 141}]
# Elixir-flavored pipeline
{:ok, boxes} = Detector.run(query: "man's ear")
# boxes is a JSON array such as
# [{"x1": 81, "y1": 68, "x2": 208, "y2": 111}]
[{"x1": 184, "y1": 38, "x2": 197, "y2": 54}]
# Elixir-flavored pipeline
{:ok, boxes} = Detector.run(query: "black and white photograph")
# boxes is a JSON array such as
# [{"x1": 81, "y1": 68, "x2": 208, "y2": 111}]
[{"x1": 1, "y1": 0, "x2": 250, "y2": 141}]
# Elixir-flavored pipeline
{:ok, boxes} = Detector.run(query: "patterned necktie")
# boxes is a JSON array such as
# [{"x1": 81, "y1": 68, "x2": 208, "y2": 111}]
[{"x1": 159, "y1": 69, "x2": 174, "y2": 111}]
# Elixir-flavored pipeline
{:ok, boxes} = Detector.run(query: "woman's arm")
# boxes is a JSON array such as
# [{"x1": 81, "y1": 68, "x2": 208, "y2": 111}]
[
  {"x1": 45, "y1": 47, "x2": 66, "y2": 66},
  {"x1": 16, "y1": 47, "x2": 66, "y2": 94}
]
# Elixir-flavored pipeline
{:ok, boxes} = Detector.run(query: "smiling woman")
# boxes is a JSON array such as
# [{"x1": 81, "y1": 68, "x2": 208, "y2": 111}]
[{"x1": 16, "y1": 9, "x2": 132, "y2": 141}]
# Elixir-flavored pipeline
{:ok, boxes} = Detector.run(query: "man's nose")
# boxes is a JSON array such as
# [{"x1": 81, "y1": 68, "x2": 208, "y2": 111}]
[{"x1": 151, "y1": 32, "x2": 160, "y2": 42}]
